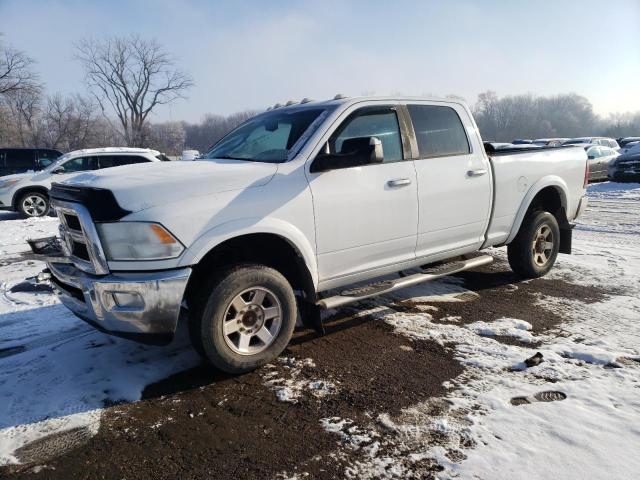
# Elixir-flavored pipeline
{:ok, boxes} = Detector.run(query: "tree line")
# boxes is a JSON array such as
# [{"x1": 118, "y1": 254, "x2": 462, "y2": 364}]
[{"x1": 1, "y1": 33, "x2": 639, "y2": 156}]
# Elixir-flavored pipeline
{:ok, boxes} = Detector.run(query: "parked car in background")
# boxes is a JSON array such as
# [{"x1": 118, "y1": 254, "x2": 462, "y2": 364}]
[
  {"x1": 33, "y1": 95, "x2": 588, "y2": 374},
  {"x1": 512, "y1": 139, "x2": 533, "y2": 144},
  {"x1": 532, "y1": 138, "x2": 569, "y2": 147},
  {"x1": 617, "y1": 137, "x2": 639, "y2": 148},
  {"x1": 563, "y1": 137, "x2": 620, "y2": 150},
  {"x1": 0, "y1": 147, "x2": 166, "y2": 217},
  {"x1": 181, "y1": 149, "x2": 200, "y2": 161},
  {"x1": 609, "y1": 142, "x2": 640, "y2": 183},
  {"x1": 581, "y1": 144, "x2": 619, "y2": 182},
  {"x1": 0, "y1": 148, "x2": 63, "y2": 177},
  {"x1": 618, "y1": 137, "x2": 640, "y2": 151}
]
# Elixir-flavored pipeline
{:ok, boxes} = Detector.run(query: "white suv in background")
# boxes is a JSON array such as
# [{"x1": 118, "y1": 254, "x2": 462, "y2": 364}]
[{"x1": 0, "y1": 147, "x2": 167, "y2": 217}]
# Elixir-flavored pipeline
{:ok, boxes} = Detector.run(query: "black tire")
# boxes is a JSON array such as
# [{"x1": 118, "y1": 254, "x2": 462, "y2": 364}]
[
  {"x1": 508, "y1": 211, "x2": 560, "y2": 279},
  {"x1": 190, "y1": 264, "x2": 297, "y2": 374},
  {"x1": 17, "y1": 191, "x2": 50, "y2": 217}
]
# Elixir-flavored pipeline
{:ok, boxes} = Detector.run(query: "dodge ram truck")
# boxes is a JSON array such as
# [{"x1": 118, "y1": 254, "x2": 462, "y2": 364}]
[{"x1": 36, "y1": 96, "x2": 589, "y2": 373}]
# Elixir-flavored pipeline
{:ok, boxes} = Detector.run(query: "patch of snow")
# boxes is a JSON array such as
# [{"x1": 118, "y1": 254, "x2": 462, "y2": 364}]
[
  {"x1": 262, "y1": 357, "x2": 337, "y2": 403},
  {"x1": 466, "y1": 318, "x2": 534, "y2": 343}
]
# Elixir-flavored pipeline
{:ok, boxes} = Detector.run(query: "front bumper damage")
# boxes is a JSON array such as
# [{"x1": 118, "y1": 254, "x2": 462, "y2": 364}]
[{"x1": 31, "y1": 236, "x2": 191, "y2": 345}]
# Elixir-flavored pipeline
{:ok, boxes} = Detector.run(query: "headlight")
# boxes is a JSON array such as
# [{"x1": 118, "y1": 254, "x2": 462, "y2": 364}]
[
  {"x1": 96, "y1": 222, "x2": 184, "y2": 261},
  {"x1": 0, "y1": 179, "x2": 21, "y2": 190}
]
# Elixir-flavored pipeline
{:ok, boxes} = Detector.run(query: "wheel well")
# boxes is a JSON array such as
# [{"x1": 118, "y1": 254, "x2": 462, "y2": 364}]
[
  {"x1": 12, "y1": 186, "x2": 49, "y2": 210},
  {"x1": 185, "y1": 233, "x2": 316, "y2": 308},
  {"x1": 526, "y1": 186, "x2": 571, "y2": 254}
]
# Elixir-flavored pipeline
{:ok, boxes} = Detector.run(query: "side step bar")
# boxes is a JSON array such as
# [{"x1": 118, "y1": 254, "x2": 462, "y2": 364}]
[{"x1": 317, "y1": 254, "x2": 493, "y2": 310}]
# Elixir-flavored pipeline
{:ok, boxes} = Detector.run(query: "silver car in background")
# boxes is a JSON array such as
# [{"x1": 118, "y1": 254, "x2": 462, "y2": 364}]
[
  {"x1": 578, "y1": 144, "x2": 619, "y2": 182},
  {"x1": 562, "y1": 137, "x2": 620, "y2": 151}
]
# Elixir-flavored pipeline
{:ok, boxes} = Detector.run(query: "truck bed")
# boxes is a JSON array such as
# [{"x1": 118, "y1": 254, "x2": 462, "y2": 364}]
[{"x1": 483, "y1": 145, "x2": 587, "y2": 247}]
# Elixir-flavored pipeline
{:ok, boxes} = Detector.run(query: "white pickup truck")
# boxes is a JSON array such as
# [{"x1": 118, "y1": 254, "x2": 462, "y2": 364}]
[{"x1": 37, "y1": 96, "x2": 588, "y2": 373}]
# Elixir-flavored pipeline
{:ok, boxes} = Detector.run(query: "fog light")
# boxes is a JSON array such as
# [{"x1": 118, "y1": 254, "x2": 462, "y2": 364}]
[{"x1": 111, "y1": 292, "x2": 144, "y2": 309}]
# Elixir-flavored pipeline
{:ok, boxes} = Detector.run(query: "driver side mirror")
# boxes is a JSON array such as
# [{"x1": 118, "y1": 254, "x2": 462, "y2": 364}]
[
  {"x1": 310, "y1": 136, "x2": 384, "y2": 173},
  {"x1": 52, "y1": 166, "x2": 65, "y2": 174}
]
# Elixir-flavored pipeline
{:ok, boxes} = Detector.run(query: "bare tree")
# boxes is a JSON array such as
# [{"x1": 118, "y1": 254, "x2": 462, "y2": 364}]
[
  {"x1": 148, "y1": 121, "x2": 186, "y2": 155},
  {"x1": 75, "y1": 35, "x2": 193, "y2": 147},
  {"x1": 0, "y1": 36, "x2": 40, "y2": 96},
  {"x1": 5, "y1": 87, "x2": 43, "y2": 146}
]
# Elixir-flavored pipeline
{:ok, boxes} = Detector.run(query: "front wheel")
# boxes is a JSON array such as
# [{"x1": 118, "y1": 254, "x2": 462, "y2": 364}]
[
  {"x1": 18, "y1": 191, "x2": 50, "y2": 217},
  {"x1": 190, "y1": 264, "x2": 297, "y2": 374},
  {"x1": 508, "y1": 211, "x2": 560, "y2": 278}
]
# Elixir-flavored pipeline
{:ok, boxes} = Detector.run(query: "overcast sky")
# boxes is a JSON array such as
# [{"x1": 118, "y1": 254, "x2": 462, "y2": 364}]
[{"x1": 2, "y1": 0, "x2": 639, "y2": 122}]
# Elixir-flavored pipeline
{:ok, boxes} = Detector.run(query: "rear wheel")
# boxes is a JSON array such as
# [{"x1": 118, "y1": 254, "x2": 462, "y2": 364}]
[
  {"x1": 190, "y1": 264, "x2": 297, "y2": 374},
  {"x1": 508, "y1": 211, "x2": 560, "y2": 278},
  {"x1": 18, "y1": 191, "x2": 50, "y2": 217}
]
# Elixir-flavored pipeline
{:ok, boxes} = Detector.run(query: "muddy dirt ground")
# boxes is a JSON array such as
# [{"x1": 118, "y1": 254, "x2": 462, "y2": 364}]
[{"x1": 1, "y1": 259, "x2": 612, "y2": 480}]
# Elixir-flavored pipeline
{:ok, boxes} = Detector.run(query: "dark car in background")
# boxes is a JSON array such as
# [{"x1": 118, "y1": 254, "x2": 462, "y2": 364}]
[
  {"x1": 0, "y1": 148, "x2": 63, "y2": 177},
  {"x1": 617, "y1": 137, "x2": 640, "y2": 151},
  {"x1": 609, "y1": 143, "x2": 640, "y2": 183}
]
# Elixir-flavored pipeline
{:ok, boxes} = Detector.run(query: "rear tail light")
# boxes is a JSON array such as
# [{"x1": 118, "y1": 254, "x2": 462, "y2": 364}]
[{"x1": 583, "y1": 160, "x2": 589, "y2": 188}]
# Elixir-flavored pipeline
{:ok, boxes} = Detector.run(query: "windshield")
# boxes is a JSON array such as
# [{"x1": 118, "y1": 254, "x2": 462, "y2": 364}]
[{"x1": 204, "y1": 108, "x2": 326, "y2": 163}]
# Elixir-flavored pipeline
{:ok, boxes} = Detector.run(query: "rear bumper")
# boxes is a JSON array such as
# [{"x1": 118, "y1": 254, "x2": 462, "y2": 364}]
[{"x1": 47, "y1": 260, "x2": 192, "y2": 345}]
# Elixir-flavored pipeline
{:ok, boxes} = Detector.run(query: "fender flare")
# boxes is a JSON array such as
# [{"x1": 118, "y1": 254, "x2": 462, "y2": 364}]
[
  {"x1": 505, "y1": 176, "x2": 569, "y2": 245},
  {"x1": 178, "y1": 217, "x2": 319, "y2": 288}
]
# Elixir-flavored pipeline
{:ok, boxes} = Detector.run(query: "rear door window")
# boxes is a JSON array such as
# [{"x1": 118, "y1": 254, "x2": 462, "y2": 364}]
[
  {"x1": 407, "y1": 105, "x2": 470, "y2": 158},
  {"x1": 97, "y1": 155, "x2": 150, "y2": 169}
]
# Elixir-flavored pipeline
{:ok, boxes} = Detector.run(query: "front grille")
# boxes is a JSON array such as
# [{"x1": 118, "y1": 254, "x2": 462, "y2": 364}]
[
  {"x1": 53, "y1": 201, "x2": 109, "y2": 275},
  {"x1": 71, "y1": 240, "x2": 90, "y2": 261},
  {"x1": 64, "y1": 213, "x2": 82, "y2": 231}
]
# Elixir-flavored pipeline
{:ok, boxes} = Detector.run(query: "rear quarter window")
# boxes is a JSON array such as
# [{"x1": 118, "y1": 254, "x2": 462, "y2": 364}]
[{"x1": 407, "y1": 105, "x2": 470, "y2": 158}]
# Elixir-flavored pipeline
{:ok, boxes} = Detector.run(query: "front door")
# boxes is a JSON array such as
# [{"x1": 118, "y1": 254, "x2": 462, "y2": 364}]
[{"x1": 307, "y1": 105, "x2": 418, "y2": 284}]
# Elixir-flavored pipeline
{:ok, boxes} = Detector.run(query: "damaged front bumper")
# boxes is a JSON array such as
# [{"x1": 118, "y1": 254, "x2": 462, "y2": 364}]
[{"x1": 31, "y1": 237, "x2": 191, "y2": 345}]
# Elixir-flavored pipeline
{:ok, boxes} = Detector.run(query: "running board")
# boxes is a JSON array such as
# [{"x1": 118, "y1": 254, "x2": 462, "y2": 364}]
[{"x1": 317, "y1": 254, "x2": 493, "y2": 310}]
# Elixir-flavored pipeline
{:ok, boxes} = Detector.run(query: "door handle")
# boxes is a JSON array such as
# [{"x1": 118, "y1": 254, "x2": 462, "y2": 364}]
[
  {"x1": 467, "y1": 169, "x2": 488, "y2": 177},
  {"x1": 387, "y1": 178, "x2": 412, "y2": 187}
]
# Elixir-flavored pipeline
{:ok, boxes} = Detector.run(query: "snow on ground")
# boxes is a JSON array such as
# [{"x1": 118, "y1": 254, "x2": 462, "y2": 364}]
[
  {"x1": 0, "y1": 211, "x2": 200, "y2": 465},
  {"x1": 1, "y1": 183, "x2": 639, "y2": 477},
  {"x1": 0, "y1": 213, "x2": 59, "y2": 257},
  {"x1": 318, "y1": 182, "x2": 640, "y2": 479}
]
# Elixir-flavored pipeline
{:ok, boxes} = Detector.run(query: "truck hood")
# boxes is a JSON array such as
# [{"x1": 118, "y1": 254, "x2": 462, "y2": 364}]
[{"x1": 64, "y1": 159, "x2": 278, "y2": 213}]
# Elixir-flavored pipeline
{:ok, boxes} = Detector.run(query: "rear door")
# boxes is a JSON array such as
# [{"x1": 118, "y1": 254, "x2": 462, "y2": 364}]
[
  {"x1": 405, "y1": 102, "x2": 492, "y2": 258},
  {"x1": 307, "y1": 104, "x2": 418, "y2": 283}
]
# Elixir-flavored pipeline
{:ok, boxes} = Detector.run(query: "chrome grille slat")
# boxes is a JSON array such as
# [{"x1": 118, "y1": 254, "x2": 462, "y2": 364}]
[{"x1": 53, "y1": 200, "x2": 109, "y2": 275}]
